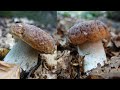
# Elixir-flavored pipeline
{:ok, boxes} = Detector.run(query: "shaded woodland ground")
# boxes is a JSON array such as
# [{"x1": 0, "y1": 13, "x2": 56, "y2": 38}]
[
  {"x1": 1, "y1": 11, "x2": 120, "y2": 79},
  {"x1": 57, "y1": 11, "x2": 120, "y2": 79}
]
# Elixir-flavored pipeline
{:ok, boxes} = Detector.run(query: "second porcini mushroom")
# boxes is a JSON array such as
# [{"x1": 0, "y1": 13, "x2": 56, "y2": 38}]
[
  {"x1": 68, "y1": 20, "x2": 110, "y2": 72},
  {"x1": 4, "y1": 23, "x2": 55, "y2": 72}
]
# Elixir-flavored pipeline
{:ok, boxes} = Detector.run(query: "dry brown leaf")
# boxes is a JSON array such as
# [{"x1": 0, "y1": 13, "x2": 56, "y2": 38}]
[
  {"x1": 0, "y1": 48, "x2": 9, "y2": 59},
  {"x1": 107, "y1": 41, "x2": 114, "y2": 47},
  {"x1": 57, "y1": 23, "x2": 66, "y2": 38},
  {"x1": 89, "y1": 56, "x2": 120, "y2": 79},
  {"x1": 86, "y1": 75, "x2": 104, "y2": 79},
  {"x1": 0, "y1": 61, "x2": 20, "y2": 79},
  {"x1": 112, "y1": 36, "x2": 120, "y2": 48},
  {"x1": 57, "y1": 50, "x2": 83, "y2": 79},
  {"x1": 57, "y1": 50, "x2": 71, "y2": 70},
  {"x1": 28, "y1": 63, "x2": 57, "y2": 79}
]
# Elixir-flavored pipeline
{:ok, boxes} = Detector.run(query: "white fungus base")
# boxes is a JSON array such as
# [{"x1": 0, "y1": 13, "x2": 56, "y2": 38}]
[
  {"x1": 78, "y1": 40, "x2": 107, "y2": 72},
  {"x1": 4, "y1": 40, "x2": 38, "y2": 72}
]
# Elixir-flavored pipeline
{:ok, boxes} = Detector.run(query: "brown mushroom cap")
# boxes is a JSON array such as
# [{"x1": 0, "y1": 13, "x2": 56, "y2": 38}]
[
  {"x1": 68, "y1": 20, "x2": 110, "y2": 45},
  {"x1": 10, "y1": 23, "x2": 55, "y2": 54}
]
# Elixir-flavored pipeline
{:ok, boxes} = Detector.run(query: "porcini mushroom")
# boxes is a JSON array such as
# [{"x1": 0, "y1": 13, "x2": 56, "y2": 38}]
[
  {"x1": 4, "y1": 23, "x2": 55, "y2": 72},
  {"x1": 68, "y1": 20, "x2": 110, "y2": 72}
]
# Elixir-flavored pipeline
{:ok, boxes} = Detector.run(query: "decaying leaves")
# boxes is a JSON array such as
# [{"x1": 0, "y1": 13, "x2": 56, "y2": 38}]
[
  {"x1": 112, "y1": 35, "x2": 120, "y2": 48},
  {"x1": 28, "y1": 61, "x2": 57, "y2": 79},
  {"x1": 0, "y1": 48, "x2": 9, "y2": 60},
  {"x1": 27, "y1": 54, "x2": 57, "y2": 79},
  {"x1": 0, "y1": 61, "x2": 20, "y2": 79},
  {"x1": 88, "y1": 57, "x2": 120, "y2": 79}
]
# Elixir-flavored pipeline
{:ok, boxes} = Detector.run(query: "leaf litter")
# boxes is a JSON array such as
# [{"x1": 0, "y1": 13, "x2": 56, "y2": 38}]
[{"x1": 1, "y1": 16, "x2": 120, "y2": 79}]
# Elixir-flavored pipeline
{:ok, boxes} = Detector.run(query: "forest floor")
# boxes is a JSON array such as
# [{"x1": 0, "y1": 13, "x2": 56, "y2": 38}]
[
  {"x1": 1, "y1": 16, "x2": 120, "y2": 79},
  {"x1": 56, "y1": 15, "x2": 120, "y2": 79}
]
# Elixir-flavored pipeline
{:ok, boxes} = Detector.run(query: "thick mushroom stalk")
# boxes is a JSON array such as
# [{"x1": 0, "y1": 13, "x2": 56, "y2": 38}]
[
  {"x1": 4, "y1": 40, "x2": 38, "y2": 72},
  {"x1": 4, "y1": 23, "x2": 55, "y2": 73},
  {"x1": 68, "y1": 20, "x2": 110, "y2": 73},
  {"x1": 77, "y1": 40, "x2": 107, "y2": 72}
]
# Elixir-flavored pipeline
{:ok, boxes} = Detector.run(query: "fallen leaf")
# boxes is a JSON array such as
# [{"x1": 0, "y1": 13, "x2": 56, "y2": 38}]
[
  {"x1": 112, "y1": 36, "x2": 120, "y2": 48},
  {"x1": 28, "y1": 63, "x2": 57, "y2": 79},
  {"x1": 0, "y1": 61, "x2": 20, "y2": 79},
  {"x1": 0, "y1": 48, "x2": 9, "y2": 60},
  {"x1": 89, "y1": 56, "x2": 120, "y2": 79},
  {"x1": 86, "y1": 75, "x2": 104, "y2": 79}
]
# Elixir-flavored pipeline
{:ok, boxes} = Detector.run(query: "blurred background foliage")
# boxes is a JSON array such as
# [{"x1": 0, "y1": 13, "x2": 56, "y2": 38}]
[
  {"x1": 0, "y1": 11, "x2": 56, "y2": 28},
  {"x1": 57, "y1": 11, "x2": 120, "y2": 33},
  {"x1": 57, "y1": 11, "x2": 120, "y2": 21},
  {"x1": 106, "y1": 11, "x2": 120, "y2": 21},
  {"x1": 57, "y1": 11, "x2": 106, "y2": 19},
  {"x1": 1, "y1": 11, "x2": 120, "y2": 28}
]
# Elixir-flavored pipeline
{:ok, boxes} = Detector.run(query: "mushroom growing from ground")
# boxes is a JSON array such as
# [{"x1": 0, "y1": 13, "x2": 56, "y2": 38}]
[
  {"x1": 4, "y1": 23, "x2": 55, "y2": 72},
  {"x1": 68, "y1": 20, "x2": 110, "y2": 72}
]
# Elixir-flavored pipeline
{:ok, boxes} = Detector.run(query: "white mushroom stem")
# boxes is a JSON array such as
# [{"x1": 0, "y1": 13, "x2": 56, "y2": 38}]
[
  {"x1": 77, "y1": 40, "x2": 107, "y2": 72},
  {"x1": 4, "y1": 40, "x2": 38, "y2": 72}
]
